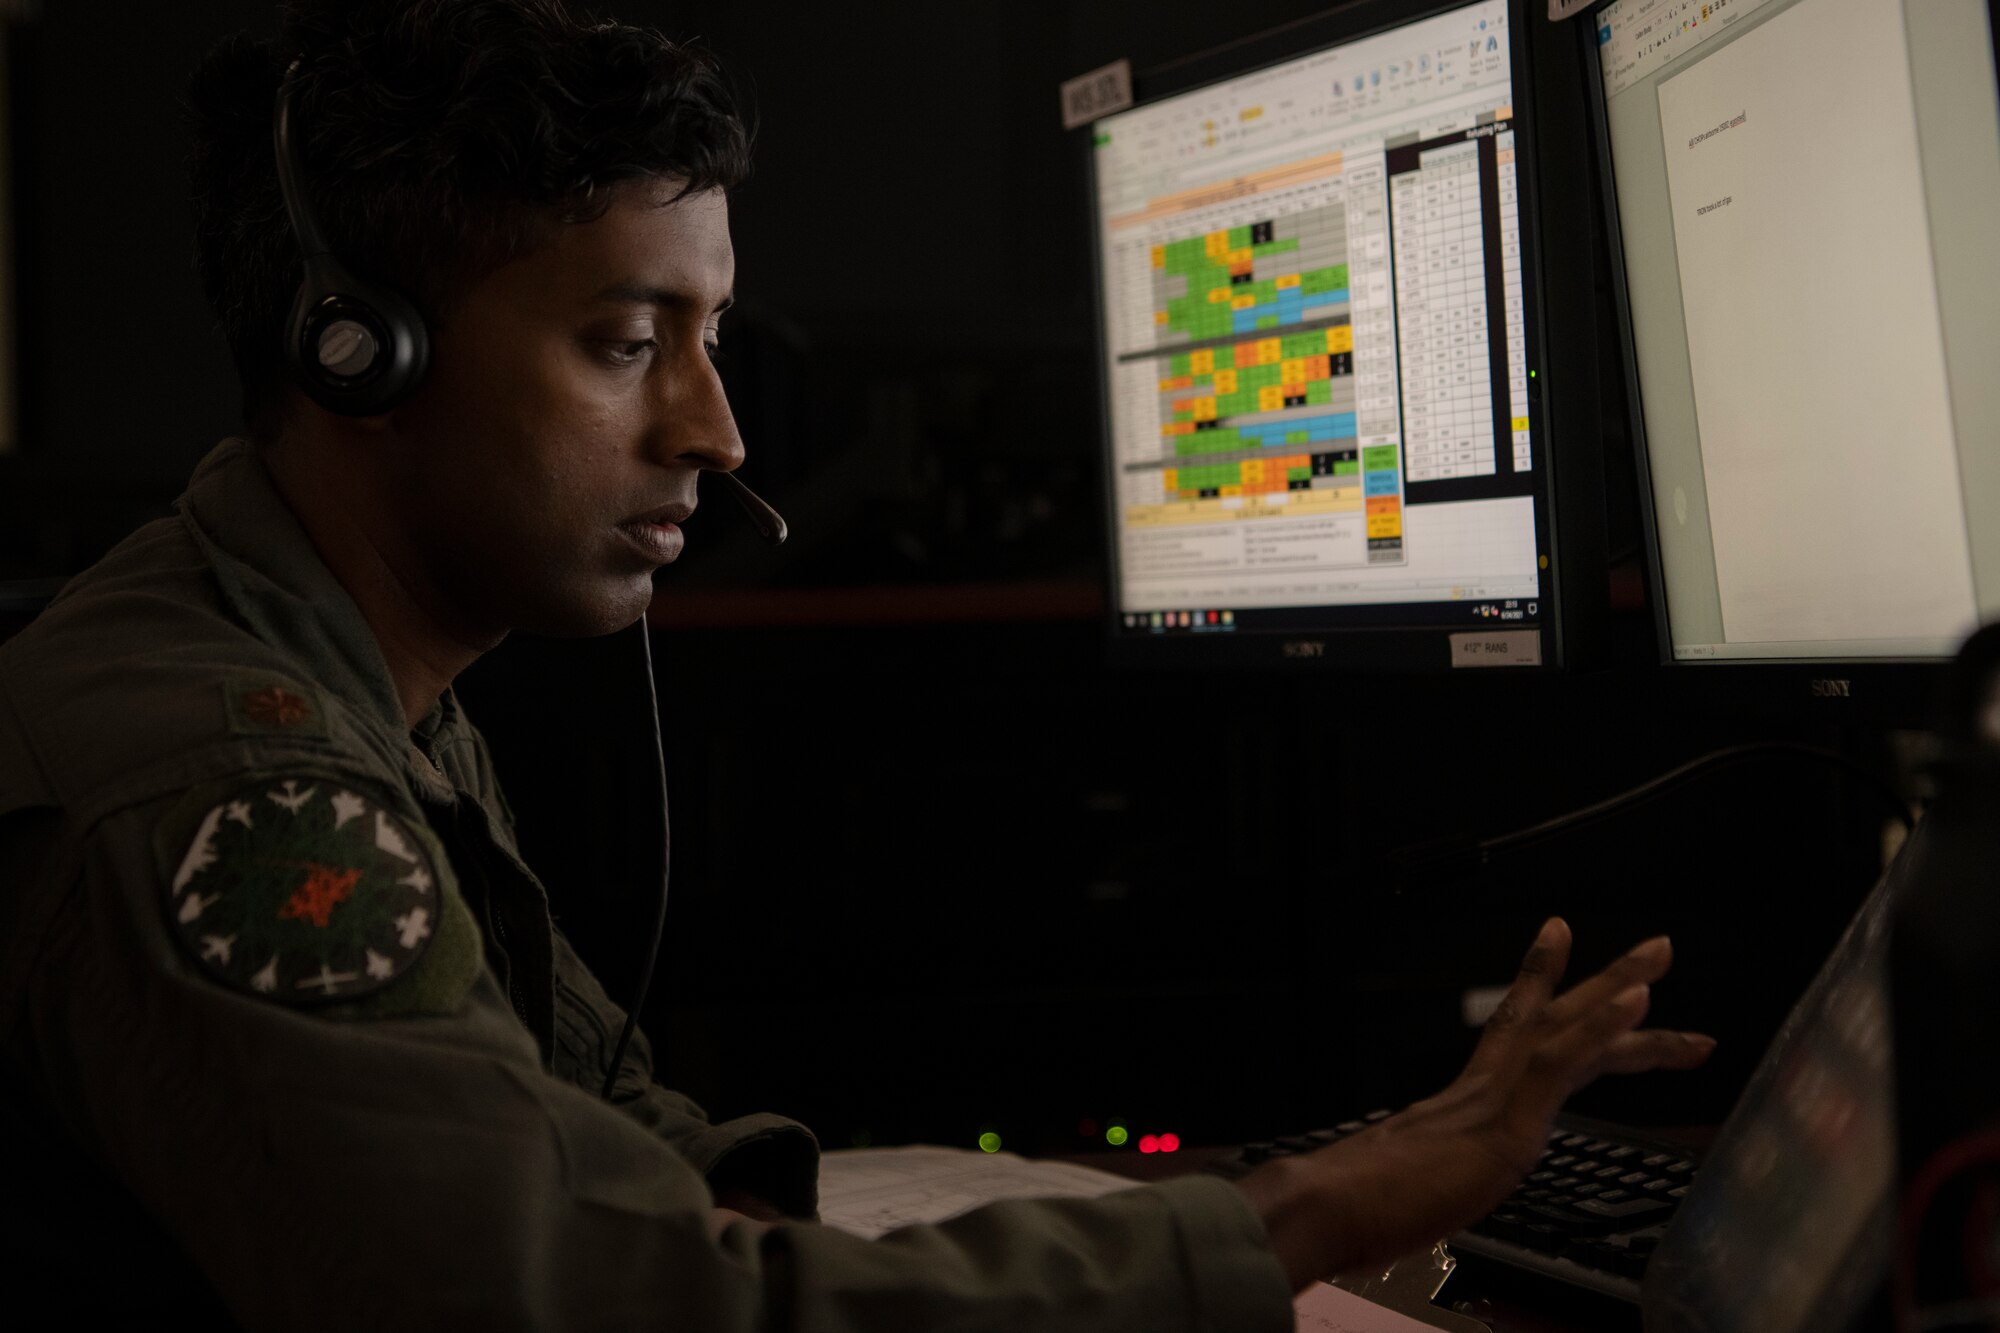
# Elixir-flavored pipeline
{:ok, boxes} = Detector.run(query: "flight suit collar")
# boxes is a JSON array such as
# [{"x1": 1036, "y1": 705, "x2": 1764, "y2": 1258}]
[{"x1": 176, "y1": 437, "x2": 469, "y2": 777}]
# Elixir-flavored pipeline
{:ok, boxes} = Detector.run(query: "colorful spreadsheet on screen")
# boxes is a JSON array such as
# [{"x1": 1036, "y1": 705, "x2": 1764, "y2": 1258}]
[{"x1": 1128, "y1": 209, "x2": 1403, "y2": 554}]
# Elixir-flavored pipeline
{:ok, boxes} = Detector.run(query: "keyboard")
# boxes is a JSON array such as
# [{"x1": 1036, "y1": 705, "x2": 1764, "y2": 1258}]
[{"x1": 1204, "y1": 1111, "x2": 1700, "y2": 1303}]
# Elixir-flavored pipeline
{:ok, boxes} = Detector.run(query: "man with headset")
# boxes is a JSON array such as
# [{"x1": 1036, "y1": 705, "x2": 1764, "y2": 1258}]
[{"x1": 0, "y1": 1, "x2": 1713, "y2": 1326}]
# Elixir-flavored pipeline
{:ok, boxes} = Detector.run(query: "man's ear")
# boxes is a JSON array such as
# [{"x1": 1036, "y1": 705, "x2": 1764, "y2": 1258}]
[
  {"x1": 339, "y1": 407, "x2": 399, "y2": 437},
  {"x1": 275, "y1": 386, "x2": 398, "y2": 440}
]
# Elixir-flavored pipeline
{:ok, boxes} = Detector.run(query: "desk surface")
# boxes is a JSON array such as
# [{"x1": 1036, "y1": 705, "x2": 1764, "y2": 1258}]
[{"x1": 1061, "y1": 1146, "x2": 1643, "y2": 1333}]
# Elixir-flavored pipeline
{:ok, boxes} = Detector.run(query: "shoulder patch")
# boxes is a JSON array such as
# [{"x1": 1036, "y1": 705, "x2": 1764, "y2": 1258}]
[
  {"x1": 156, "y1": 776, "x2": 448, "y2": 1005},
  {"x1": 221, "y1": 675, "x2": 331, "y2": 739}
]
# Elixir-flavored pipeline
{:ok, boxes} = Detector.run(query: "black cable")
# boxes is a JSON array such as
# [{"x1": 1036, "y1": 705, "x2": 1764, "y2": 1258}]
[
  {"x1": 1385, "y1": 740, "x2": 1915, "y2": 883},
  {"x1": 597, "y1": 471, "x2": 784, "y2": 1097},
  {"x1": 602, "y1": 616, "x2": 671, "y2": 1101},
  {"x1": 1491, "y1": 740, "x2": 1913, "y2": 852}
]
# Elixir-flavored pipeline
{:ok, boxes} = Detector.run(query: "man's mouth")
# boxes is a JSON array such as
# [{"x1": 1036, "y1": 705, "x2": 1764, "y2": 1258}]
[
  {"x1": 630, "y1": 501, "x2": 696, "y2": 527},
  {"x1": 617, "y1": 517, "x2": 686, "y2": 564},
  {"x1": 617, "y1": 502, "x2": 694, "y2": 564}
]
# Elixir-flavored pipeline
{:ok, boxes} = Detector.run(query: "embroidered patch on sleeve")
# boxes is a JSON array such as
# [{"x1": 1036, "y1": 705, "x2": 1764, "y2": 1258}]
[
  {"x1": 159, "y1": 776, "x2": 447, "y2": 1005},
  {"x1": 221, "y1": 675, "x2": 331, "y2": 740}
]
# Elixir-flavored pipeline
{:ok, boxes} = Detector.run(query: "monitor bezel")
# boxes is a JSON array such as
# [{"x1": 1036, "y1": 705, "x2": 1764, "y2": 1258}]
[
  {"x1": 1085, "y1": 0, "x2": 1582, "y2": 674},
  {"x1": 1576, "y1": 0, "x2": 1995, "y2": 718}
]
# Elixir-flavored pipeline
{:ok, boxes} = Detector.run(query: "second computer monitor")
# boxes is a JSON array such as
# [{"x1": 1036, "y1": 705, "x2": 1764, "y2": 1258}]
[{"x1": 1592, "y1": 0, "x2": 2000, "y2": 669}]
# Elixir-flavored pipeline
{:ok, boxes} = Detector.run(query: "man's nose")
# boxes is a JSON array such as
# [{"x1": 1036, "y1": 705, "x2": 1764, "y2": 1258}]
[{"x1": 652, "y1": 351, "x2": 746, "y2": 474}]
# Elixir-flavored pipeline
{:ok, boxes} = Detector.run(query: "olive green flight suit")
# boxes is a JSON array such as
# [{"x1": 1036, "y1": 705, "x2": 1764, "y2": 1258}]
[{"x1": 0, "y1": 439, "x2": 1293, "y2": 1330}]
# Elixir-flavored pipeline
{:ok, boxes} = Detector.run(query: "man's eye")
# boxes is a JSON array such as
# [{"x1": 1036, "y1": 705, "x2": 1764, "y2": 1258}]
[
  {"x1": 705, "y1": 343, "x2": 725, "y2": 366},
  {"x1": 601, "y1": 339, "x2": 657, "y2": 366}
]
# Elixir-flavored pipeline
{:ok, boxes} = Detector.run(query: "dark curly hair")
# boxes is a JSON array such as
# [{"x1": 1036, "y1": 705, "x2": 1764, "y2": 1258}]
[{"x1": 188, "y1": 0, "x2": 753, "y2": 436}]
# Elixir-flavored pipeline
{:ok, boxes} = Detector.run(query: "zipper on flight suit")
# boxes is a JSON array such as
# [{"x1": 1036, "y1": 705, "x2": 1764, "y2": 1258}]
[
  {"x1": 445, "y1": 794, "x2": 533, "y2": 1030},
  {"x1": 490, "y1": 909, "x2": 529, "y2": 1025}
]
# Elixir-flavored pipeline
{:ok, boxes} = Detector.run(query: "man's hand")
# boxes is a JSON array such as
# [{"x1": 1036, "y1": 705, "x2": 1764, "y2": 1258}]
[
  {"x1": 1236, "y1": 918, "x2": 1715, "y2": 1290},
  {"x1": 707, "y1": 1188, "x2": 784, "y2": 1241}
]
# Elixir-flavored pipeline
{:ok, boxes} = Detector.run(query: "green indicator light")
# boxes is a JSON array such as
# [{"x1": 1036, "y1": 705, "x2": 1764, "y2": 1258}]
[
  {"x1": 849, "y1": 1129, "x2": 872, "y2": 1149},
  {"x1": 1529, "y1": 369, "x2": 1537, "y2": 378},
  {"x1": 1106, "y1": 1126, "x2": 1129, "y2": 1147},
  {"x1": 978, "y1": 1132, "x2": 1003, "y2": 1153}
]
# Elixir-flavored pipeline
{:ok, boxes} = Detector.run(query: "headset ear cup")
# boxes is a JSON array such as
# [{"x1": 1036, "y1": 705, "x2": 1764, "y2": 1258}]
[{"x1": 285, "y1": 253, "x2": 432, "y2": 417}]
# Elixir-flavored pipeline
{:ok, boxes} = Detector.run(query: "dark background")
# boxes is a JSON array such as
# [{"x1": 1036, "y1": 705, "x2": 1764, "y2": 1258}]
[{"x1": 0, "y1": 1, "x2": 1913, "y2": 1157}]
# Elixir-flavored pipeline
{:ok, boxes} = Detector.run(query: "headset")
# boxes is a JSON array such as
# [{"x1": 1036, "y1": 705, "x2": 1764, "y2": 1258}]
[
  {"x1": 271, "y1": 58, "x2": 787, "y2": 1101},
  {"x1": 273, "y1": 60, "x2": 431, "y2": 416}
]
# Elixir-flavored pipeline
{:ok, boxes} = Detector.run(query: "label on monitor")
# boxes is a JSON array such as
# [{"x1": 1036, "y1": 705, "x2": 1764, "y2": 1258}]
[
  {"x1": 1448, "y1": 629, "x2": 1542, "y2": 667},
  {"x1": 1061, "y1": 60, "x2": 1133, "y2": 130}
]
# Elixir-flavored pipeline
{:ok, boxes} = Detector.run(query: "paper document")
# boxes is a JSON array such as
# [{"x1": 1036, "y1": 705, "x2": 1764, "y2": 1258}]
[
  {"x1": 1294, "y1": 1280, "x2": 1463, "y2": 1333},
  {"x1": 820, "y1": 1147, "x2": 1472, "y2": 1332},
  {"x1": 817, "y1": 1146, "x2": 1135, "y2": 1240}
]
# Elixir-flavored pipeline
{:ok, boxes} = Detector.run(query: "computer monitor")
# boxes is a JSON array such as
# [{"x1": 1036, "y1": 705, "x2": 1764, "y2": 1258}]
[
  {"x1": 1588, "y1": 0, "x2": 2000, "y2": 687},
  {"x1": 1087, "y1": 0, "x2": 1607, "y2": 671}
]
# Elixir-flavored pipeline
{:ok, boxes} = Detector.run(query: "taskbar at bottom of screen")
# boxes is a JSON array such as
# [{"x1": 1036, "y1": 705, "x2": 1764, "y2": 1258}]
[{"x1": 1119, "y1": 595, "x2": 1542, "y2": 636}]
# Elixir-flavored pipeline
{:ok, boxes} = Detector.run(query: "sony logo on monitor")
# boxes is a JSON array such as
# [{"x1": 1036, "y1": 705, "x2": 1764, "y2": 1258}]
[
  {"x1": 1283, "y1": 640, "x2": 1326, "y2": 659},
  {"x1": 1809, "y1": 678, "x2": 1854, "y2": 698}
]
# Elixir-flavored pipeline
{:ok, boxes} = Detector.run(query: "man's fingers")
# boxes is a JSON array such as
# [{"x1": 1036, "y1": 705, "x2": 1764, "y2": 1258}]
[
  {"x1": 1595, "y1": 1028, "x2": 1717, "y2": 1075},
  {"x1": 1539, "y1": 981, "x2": 1653, "y2": 1080},
  {"x1": 1546, "y1": 934, "x2": 1674, "y2": 1025},
  {"x1": 1499, "y1": 918, "x2": 1571, "y2": 1016},
  {"x1": 1469, "y1": 917, "x2": 1569, "y2": 1043},
  {"x1": 1465, "y1": 919, "x2": 1571, "y2": 1074}
]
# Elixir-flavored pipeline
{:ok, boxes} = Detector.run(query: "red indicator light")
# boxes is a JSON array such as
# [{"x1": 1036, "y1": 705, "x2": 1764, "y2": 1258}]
[
  {"x1": 1159, "y1": 1133, "x2": 1181, "y2": 1153},
  {"x1": 1138, "y1": 1134, "x2": 1160, "y2": 1154},
  {"x1": 1077, "y1": 1118, "x2": 1099, "y2": 1138}
]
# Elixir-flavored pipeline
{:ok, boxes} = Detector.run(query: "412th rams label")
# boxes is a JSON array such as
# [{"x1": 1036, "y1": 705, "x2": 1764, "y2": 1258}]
[{"x1": 1449, "y1": 630, "x2": 1543, "y2": 667}]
